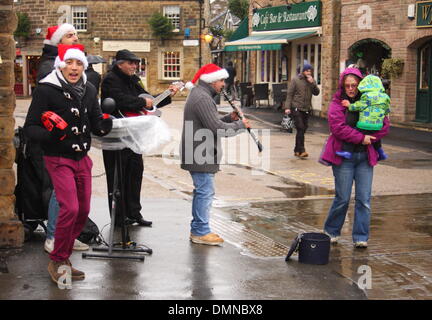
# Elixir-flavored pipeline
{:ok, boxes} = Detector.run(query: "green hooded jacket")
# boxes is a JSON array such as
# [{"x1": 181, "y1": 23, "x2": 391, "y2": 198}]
[{"x1": 349, "y1": 75, "x2": 390, "y2": 130}]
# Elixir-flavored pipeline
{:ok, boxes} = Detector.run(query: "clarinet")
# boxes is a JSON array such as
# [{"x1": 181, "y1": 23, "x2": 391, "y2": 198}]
[{"x1": 221, "y1": 90, "x2": 263, "y2": 153}]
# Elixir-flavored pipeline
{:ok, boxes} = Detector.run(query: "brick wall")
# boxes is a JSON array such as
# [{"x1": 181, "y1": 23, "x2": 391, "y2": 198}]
[
  {"x1": 340, "y1": 0, "x2": 432, "y2": 122},
  {"x1": 0, "y1": 0, "x2": 24, "y2": 248}
]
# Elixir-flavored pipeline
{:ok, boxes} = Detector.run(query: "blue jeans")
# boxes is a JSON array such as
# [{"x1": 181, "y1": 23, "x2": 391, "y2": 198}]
[
  {"x1": 190, "y1": 172, "x2": 215, "y2": 236},
  {"x1": 46, "y1": 190, "x2": 59, "y2": 240},
  {"x1": 324, "y1": 152, "x2": 374, "y2": 242}
]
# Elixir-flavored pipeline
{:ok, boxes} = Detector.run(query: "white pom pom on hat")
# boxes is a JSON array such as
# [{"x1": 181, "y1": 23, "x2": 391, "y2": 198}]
[
  {"x1": 44, "y1": 24, "x2": 77, "y2": 46},
  {"x1": 185, "y1": 63, "x2": 229, "y2": 89},
  {"x1": 54, "y1": 44, "x2": 88, "y2": 70}
]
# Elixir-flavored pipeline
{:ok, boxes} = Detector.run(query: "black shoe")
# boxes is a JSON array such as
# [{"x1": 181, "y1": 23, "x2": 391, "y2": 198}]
[
  {"x1": 114, "y1": 217, "x2": 134, "y2": 227},
  {"x1": 135, "y1": 218, "x2": 152, "y2": 227},
  {"x1": 124, "y1": 217, "x2": 136, "y2": 226}
]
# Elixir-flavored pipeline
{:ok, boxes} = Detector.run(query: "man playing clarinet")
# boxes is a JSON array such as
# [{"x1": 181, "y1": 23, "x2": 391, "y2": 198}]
[{"x1": 181, "y1": 64, "x2": 250, "y2": 246}]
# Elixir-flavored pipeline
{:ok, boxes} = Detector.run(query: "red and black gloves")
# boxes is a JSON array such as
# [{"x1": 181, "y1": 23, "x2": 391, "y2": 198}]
[{"x1": 41, "y1": 111, "x2": 69, "y2": 140}]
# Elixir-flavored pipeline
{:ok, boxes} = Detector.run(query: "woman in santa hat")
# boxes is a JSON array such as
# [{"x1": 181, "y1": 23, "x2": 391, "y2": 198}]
[{"x1": 24, "y1": 44, "x2": 113, "y2": 287}]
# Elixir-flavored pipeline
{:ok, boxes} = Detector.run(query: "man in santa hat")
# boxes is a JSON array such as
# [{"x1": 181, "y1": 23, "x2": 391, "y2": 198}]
[
  {"x1": 25, "y1": 44, "x2": 112, "y2": 286},
  {"x1": 37, "y1": 23, "x2": 78, "y2": 82},
  {"x1": 181, "y1": 63, "x2": 250, "y2": 246}
]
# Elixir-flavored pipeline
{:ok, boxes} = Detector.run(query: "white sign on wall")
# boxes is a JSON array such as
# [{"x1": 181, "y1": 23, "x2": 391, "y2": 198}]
[
  {"x1": 102, "y1": 41, "x2": 151, "y2": 52},
  {"x1": 357, "y1": 5, "x2": 372, "y2": 30}
]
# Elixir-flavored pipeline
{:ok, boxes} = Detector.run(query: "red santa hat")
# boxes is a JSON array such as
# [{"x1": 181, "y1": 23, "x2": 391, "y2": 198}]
[
  {"x1": 54, "y1": 44, "x2": 88, "y2": 70},
  {"x1": 44, "y1": 23, "x2": 77, "y2": 46},
  {"x1": 185, "y1": 63, "x2": 229, "y2": 90}
]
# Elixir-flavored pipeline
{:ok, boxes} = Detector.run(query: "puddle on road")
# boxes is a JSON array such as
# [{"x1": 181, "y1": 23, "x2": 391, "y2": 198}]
[
  {"x1": 380, "y1": 159, "x2": 432, "y2": 169},
  {"x1": 221, "y1": 193, "x2": 432, "y2": 298},
  {"x1": 268, "y1": 183, "x2": 333, "y2": 199}
]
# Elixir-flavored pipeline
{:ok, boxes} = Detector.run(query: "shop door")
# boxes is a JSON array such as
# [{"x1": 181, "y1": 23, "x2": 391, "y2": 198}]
[{"x1": 416, "y1": 43, "x2": 432, "y2": 123}]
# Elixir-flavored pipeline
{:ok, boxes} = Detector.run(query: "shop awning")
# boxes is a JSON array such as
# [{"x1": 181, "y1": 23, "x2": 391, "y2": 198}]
[{"x1": 224, "y1": 31, "x2": 316, "y2": 52}]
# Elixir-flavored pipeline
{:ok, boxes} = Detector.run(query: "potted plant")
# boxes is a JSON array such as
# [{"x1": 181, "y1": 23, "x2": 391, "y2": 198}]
[
  {"x1": 148, "y1": 12, "x2": 174, "y2": 44},
  {"x1": 381, "y1": 58, "x2": 404, "y2": 79},
  {"x1": 14, "y1": 12, "x2": 31, "y2": 45}
]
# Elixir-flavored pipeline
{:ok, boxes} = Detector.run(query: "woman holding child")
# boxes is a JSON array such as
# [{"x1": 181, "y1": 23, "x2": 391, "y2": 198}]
[{"x1": 321, "y1": 67, "x2": 390, "y2": 248}]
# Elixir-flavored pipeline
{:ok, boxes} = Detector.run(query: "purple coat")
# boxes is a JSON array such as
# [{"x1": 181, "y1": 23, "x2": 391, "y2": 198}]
[{"x1": 321, "y1": 68, "x2": 390, "y2": 167}]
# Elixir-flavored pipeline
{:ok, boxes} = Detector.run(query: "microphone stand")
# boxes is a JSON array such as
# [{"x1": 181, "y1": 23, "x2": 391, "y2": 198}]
[{"x1": 83, "y1": 100, "x2": 152, "y2": 261}]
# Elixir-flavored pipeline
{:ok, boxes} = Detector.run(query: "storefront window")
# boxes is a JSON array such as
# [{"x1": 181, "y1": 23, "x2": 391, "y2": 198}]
[
  {"x1": 420, "y1": 45, "x2": 430, "y2": 90},
  {"x1": 295, "y1": 43, "x2": 322, "y2": 85},
  {"x1": 257, "y1": 50, "x2": 281, "y2": 84}
]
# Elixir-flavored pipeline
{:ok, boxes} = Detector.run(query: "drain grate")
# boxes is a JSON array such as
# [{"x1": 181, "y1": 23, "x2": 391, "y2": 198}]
[{"x1": 211, "y1": 214, "x2": 289, "y2": 258}]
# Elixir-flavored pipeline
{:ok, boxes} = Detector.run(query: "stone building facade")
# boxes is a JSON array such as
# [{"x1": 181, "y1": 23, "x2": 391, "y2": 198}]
[
  {"x1": 340, "y1": 0, "x2": 432, "y2": 123},
  {"x1": 0, "y1": 0, "x2": 24, "y2": 248},
  {"x1": 13, "y1": 0, "x2": 212, "y2": 97}
]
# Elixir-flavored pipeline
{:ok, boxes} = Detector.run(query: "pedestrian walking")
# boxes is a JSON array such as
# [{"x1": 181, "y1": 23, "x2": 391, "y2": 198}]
[
  {"x1": 283, "y1": 63, "x2": 320, "y2": 158},
  {"x1": 225, "y1": 61, "x2": 237, "y2": 100},
  {"x1": 320, "y1": 67, "x2": 390, "y2": 248},
  {"x1": 24, "y1": 44, "x2": 113, "y2": 285},
  {"x1": 181, "y1": 64, "x2": 250, "y2": 246},
  {"x1": 101, "y1": 49, "x2": 179, "y2": 227},
  {"x1": 85, "y1": 64, "x2": 102, "y2": 94}
]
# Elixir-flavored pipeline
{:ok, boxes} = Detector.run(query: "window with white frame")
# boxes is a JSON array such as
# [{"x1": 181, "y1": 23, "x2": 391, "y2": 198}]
[
  {"x1": 162, "y1": 51, "x2": 181, "y2": 80},
  {"x1": 163, "y1": 6, "x2": 180, "y2": 31},
  {"x1": 295, "y1": 43, "x2": 322, "y2": 84},
  {"x1": 256, "y1": 50, "x2": 281, "y2": 84},
  {"x1": 72, "y1": 6, "x2": 87, "y2": 32}
]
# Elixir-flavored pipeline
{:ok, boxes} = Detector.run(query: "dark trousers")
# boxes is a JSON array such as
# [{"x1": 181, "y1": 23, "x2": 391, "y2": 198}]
[
  {"x1": 103, "y1": 148, "x2": 144, "y2": 221},
  {"x1": 292, "y1": 110, "x2": 309, "y2": 153}
]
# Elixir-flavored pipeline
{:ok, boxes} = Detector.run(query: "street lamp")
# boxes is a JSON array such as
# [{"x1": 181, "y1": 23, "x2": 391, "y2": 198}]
[{"x1": 204, "y1": 34, "x2": 213, "y2": 44}]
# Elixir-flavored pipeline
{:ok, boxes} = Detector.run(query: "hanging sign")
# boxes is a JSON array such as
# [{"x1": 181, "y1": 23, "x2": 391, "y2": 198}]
[
  {"x1": 252, "y1": 1, "x2": 321, "y2": 31},
  {"x1": 417, "y1": 1, "x2": 432, "y2": 28}
]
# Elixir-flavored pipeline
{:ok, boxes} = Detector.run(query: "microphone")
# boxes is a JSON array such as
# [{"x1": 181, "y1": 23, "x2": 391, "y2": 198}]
[{"x1": 101, "y1": 98, "x2": 116, "y2": 119}]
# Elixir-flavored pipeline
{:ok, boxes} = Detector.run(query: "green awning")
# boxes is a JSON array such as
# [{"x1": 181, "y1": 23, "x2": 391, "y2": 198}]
[
  {"x1": 224, "y1": 31, "x2": 316, "y2": 52},
  {"x1": 228, "y1": 17, "x2": 249, "y2": 42}
]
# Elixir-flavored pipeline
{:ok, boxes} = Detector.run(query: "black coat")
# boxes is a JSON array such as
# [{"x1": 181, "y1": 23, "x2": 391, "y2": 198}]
[
  {"x1": 101, "y1": 64, "x2": 171, "y2": 118},
  {"x1": 85, "y1": 67, "x2": 101, "y2": 93},
  {"x1": 24, "y1": 69, "x2": 109, "y2": 160},
  {"x1": 37, "y1": 44, "x2": 57, "y2": 82}
]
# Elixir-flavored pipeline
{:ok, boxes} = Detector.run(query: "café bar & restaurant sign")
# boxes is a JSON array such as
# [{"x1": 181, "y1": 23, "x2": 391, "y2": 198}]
[
  {"x1": 252, "y1": 0, "x2": 322, "y2": 31},
  {"x1": 417, "y1": 1, "x2": 432, "y2": 28}
]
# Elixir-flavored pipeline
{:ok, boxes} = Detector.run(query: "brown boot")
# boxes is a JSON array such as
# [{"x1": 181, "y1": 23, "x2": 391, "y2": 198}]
[
  {"x1": 47, "y1": 260, "x2": 71, "y2": 287},
  {"x1": 299, "y1": 152, "x2": 309, "y2": 158},
  {"x1": 66, "y1": 259, "x2": 85, "y2": 280}
]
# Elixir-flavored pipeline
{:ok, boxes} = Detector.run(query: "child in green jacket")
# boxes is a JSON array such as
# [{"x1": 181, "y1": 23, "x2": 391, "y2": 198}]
[{"x1": 337, "y1": 74, "x2": 390, "y2": 160}]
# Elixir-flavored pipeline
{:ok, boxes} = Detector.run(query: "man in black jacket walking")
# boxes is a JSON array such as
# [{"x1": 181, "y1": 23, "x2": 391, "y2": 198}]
[{"x1": 101, "y1": 49, "x2": 178, "y2": 227}]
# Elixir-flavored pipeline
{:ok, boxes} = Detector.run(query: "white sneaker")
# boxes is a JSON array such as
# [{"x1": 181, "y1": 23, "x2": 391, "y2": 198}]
[
  {"x1": 324, "y1": 232, "x2": 339, "y2": 244},
  {"x1": 44, "y1": 238, "x2": 54, "y2": 253},
  {"x1": 73, "y1": 239, "x2": 90, "y2": 251},
  {"x1": 354, "y1": 241, "x2": 368, "y2": 248}
]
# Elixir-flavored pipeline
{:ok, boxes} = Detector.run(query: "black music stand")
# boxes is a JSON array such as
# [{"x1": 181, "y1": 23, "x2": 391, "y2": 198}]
[{"x1": 83, "y1": 105, "x2": 152, "y2": 261}]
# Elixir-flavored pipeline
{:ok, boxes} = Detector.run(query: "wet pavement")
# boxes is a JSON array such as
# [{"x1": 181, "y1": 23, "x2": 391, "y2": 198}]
[
  {"x1": 0, "y1": 198, "x2": 366, "y2": 300},
  {"x1": 2, "y1": 99, "x2": 432, "y2": 300}
]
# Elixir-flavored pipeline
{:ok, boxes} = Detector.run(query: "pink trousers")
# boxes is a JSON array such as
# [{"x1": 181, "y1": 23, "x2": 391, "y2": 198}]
[{"x1": 44, "y1": 155, "x2": 93, "y2": 262}]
